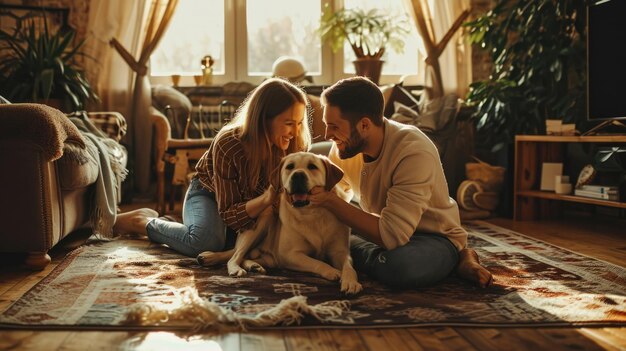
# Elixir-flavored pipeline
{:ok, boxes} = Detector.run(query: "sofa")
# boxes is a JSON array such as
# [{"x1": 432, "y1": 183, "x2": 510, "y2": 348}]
[{"x1": 0, "y1": 103, "x2": 127, "y2": 269}]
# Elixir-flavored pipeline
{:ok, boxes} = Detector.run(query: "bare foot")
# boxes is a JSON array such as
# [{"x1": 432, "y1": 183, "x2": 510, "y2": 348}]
[
  {"x1": 113, "y1": 208, "x2": 158, "y2": 236},
  {"x1": 456, "y1": 248, "x2": 493, "y2": 288}
]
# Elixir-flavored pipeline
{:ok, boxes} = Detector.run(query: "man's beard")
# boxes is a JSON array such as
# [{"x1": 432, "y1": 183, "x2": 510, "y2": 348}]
[{"x1": 338, "y1": 127, "x2": 366, "y2": 159}]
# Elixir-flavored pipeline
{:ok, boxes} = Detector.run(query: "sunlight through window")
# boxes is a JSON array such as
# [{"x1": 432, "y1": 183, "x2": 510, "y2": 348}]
[
  {"x1": 246, "y1": 0, "x2": 321, "y2": 76},
  {"x1": 150, "y1": 0, "x2": 421, "y2": 84},
  {"x1": 151, "y1": 0, "x2": 225, "y2": 76},
  {"x1": 128, "y1": 332, "x2": 224, "y2": 351}
]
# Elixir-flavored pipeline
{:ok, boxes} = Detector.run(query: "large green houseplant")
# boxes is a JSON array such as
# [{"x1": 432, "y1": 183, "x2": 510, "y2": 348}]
[
  {"x1": 464, "y1": 0, "x2": 586, "y2": 152},
  {"x1": 318, "y1": 5, "x2": 409, "y2": 84},
  {"x1": 0, "y1": 20, "x2": 98, "y2": 111}
]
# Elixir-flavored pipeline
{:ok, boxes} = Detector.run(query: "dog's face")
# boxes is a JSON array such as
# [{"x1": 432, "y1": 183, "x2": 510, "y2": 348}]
[{"x1": 272, "y1": 152, "x2": 344, "y2": 208}]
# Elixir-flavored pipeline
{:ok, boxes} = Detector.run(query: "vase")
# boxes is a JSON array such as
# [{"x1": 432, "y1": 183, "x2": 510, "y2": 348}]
[
  {"x1": 352, "y1": 58, "x2": 384, "y2": 85},
  {"x1": 170, "y1": 74, "x2": 181, "y2": 87},
  {"x1": 201, "y1": 67, "x2": 213, "y2": 86}
]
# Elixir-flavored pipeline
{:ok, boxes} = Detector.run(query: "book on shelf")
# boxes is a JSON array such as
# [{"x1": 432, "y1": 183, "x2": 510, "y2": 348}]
[
  {"x1": 578, "y1": 185, "x2": 619, "y2": 193},
  {"x1": 574, "y1": 189, "x2": 619, "y2": 201}
]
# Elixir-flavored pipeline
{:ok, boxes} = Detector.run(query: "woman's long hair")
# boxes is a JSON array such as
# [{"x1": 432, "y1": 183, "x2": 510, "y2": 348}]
[{"x1": 217, "y1": 78, "x2": 311, "y2": 190}]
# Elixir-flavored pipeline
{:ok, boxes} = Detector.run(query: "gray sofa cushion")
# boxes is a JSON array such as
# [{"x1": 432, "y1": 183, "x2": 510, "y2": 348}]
[{"x1": 152, "y1": 84, "x2": 192, "y2": 139}]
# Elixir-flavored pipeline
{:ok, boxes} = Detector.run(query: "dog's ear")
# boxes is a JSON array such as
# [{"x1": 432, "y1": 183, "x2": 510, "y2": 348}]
[
  {"x1": 322, "y1": 156, "x2": 344, "y2": 191},
  {"x1": 270, "y1": 158, "x2": 285, "y2": 193}
]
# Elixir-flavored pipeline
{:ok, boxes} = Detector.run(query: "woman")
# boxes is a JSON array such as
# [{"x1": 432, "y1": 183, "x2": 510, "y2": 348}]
[{"x1": 114, "y1": 78, "x2": 311, "y2": 257}]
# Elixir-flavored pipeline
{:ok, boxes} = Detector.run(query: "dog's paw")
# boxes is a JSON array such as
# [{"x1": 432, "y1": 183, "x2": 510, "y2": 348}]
[
  {"x1": 230, "y1": 268, "x2": 247, "y2": 277},
  {"x1": 341, "y1": 279, "x2": 363, "y2": 295},
  {"x1": 319, "y1": 267, "x2": 341, "y2": 281},
  {"x1": 197, "y1": 251, "x2": 220, "y2": 267},
  {"x1": 242, "y1": 260, "x2": 266, "y2": 274},
  {"x1": 227, "y1": 261, "x2": 247, "y2": 277}
]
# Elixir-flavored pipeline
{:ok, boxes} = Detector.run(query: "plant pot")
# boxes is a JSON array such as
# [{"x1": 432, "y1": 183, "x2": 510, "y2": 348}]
[{"x1": 352, "y1": 58, "x2": 384, "y2": 85}]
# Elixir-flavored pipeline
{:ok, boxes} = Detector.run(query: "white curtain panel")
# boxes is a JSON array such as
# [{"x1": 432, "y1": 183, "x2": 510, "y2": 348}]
[
  {"x1": 86, "y1": 0, "x2": 179, "y2": 194},
  {"x1": 84, "y1": 0, "x2": 150, "y2": 192},
  {"x1": 402, "y1": 0, "x2": 471, "y2": 96},
  {"x1": 434, "y1": 0, "x2": 472, "y2": 97},
  {"x1": 84, "y1": 0, "x2": 147, "y2": 120}
]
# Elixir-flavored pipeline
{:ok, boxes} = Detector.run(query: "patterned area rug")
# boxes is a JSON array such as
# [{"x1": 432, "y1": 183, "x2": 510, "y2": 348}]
[{"x1": 1, "y1": 221, "x2": 625, "y2": 330}]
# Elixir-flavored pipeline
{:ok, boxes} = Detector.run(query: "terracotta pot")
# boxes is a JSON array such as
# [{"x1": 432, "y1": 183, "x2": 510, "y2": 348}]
[{"x1": 352, "y1": 58, "x2": 384, "y2": 85}]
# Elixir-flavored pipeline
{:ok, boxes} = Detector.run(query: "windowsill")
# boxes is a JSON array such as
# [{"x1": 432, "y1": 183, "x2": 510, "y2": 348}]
[
  {"x1": 172, "y1": 84, "x2": 330, "y2": 97},
  {"x1": 168, "y1": 84, "x2": 427, "y2": 98},
  {"x1": 150, "y1": 73, "x2": 423, "y2": 89}
]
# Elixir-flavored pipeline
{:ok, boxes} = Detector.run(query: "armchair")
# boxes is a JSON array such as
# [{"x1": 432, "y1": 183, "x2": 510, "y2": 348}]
[
  {"x1": 151, "y1": 85, "x2": 236, "y2": 215},
  {"x1": 151, "y1": 107, "x2": 213, "y2": 215}
]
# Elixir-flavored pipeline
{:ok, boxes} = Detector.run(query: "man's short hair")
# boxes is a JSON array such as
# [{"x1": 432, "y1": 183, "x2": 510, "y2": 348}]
[{"x1": 321, "y1": 76, "x2": 384, "y2": 127}]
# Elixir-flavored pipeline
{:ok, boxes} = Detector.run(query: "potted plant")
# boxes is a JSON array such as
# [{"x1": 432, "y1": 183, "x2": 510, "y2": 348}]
[
  {"x1": 463, "y1": 0, "x2": 586, "y2": 152},
  {"x1": 318, "y1": 5, "x2": 410, "y2": 84},
  {"x1": 0, "y1": 19, "x2": 98, "y2": 111},
  {"x1": 463, "y1": 0, "x2": 586, "y2": 217}
]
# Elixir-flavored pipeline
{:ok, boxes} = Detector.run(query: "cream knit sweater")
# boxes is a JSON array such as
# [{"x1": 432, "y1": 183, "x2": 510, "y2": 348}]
[{"x1": 329, "y1": 118, "x2": 467, "y2": 251}]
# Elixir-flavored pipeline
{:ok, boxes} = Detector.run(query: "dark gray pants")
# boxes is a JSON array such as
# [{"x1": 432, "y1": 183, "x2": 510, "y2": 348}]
[{"x1": 350, "y1": 232, "x2": 459, "y2": 288}]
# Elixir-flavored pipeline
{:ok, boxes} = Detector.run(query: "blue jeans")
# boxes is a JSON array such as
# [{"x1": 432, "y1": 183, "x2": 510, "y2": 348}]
[
  {"x1": 350, "y1": 232, "x2": 459, "y2": 288},
  {"x1": 146, "y1": 177, "x2": 235, "y2": 257}
]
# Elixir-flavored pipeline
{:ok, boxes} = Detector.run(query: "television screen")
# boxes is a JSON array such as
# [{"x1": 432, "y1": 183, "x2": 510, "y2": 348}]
[{"x1": 587, "y1": 0, "x2": 626, "y2": 121}]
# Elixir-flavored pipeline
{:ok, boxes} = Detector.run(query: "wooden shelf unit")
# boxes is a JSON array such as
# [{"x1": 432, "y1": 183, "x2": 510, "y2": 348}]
[{"x1": 514, "y1": 135, "x2": 626, "y2": 220}]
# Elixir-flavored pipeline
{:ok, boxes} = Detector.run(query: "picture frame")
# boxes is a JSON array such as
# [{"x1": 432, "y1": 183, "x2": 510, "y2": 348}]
[
  {"x1": 0, "y1": 4, "x2": 69, "y2": 37},
  {"x1": 540, "y1": 162, "x2": 563, "y2": 191}
]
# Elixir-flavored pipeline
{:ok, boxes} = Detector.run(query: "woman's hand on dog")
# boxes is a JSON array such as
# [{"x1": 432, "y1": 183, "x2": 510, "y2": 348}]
[
  {"x1": 263, "y1": 185, "x2": 281, "y2": 213},
  {"x1": 263, "y1": 185, "x2": 278, "y2": 205},
  {"x1": 247, "y1": 185, "x2": 280, "y2": 219}
]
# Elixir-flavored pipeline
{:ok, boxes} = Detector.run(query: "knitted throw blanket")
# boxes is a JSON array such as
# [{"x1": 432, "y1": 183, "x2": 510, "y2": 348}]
[{"x1": 69, "y1": 114, "x2": 128, "y2": 238}]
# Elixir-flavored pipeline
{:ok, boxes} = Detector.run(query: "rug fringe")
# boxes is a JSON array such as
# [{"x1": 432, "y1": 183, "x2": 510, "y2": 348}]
[{"x1": 124, "y1": 287, "x2": 350, "y2": 332}]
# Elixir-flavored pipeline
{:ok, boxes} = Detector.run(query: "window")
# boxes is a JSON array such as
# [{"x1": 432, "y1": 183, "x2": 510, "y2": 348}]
[
  {"x1": 151, "y1": 0, "x2": 421, "y2": 86},
  {"x1": 245, "y1": 0, "x2": 321, "y2": 77},
  {"x1": 151, "y1": 0, "x2": 224, "y2": 76}
]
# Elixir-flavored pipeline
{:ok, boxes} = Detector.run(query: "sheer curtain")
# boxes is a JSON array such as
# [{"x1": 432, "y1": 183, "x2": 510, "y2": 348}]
[
  {"x1": 110, "y1": 0, "x2": 179, "y2": 194},
  {"x1": 84, "y1": 0, "x2": 146, "y2": 126},
  {"x1": 402, "y1": 0, "x2": 471, "y2": 97},
  {"x1": 436, "y1": 0, "x2": 472, "y2": 97},
  {"x1": 85, "y1": 0, "x2": 179, "y2": 194}
]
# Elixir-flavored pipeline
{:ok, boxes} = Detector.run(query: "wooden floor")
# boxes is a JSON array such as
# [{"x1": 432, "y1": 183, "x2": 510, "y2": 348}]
[{"x1": 1, "y1": 213, "x2": 625, "y2": 350}]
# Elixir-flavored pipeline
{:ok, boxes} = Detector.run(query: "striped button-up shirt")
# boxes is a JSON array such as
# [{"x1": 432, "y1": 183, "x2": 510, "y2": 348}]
[{"x1": 196, "y1": 128, "x2": 267, "y2": 232}]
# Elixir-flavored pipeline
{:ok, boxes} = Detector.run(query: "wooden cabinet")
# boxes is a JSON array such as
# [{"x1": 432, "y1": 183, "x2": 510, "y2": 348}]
[{"x1": 514, "y1": 135, "x2": 626, "y2": 220}]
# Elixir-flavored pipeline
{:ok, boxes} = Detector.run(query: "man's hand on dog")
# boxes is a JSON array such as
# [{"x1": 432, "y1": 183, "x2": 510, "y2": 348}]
[{"x1": 309, "y1": 186, "x2": 337, "y2": 207}]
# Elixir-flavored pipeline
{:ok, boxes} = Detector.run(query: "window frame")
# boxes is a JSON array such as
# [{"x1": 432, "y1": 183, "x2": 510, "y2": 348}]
[{"x1": 149, "y1": 0, "x2": 422, "y2": 87}]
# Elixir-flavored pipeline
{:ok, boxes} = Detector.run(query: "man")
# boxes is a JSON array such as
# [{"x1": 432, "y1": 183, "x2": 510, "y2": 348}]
[{"x1": 310, "y1": 77, "x2": 492, "y2": 288}]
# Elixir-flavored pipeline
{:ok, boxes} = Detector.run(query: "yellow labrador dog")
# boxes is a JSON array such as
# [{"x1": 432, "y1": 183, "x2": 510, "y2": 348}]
[{"x1": 197, "y1": 152, "x2": 362, "y2": 294}]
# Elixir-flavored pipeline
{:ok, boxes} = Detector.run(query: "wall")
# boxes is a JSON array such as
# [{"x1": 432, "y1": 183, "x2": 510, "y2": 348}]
[
  {"x1": 469, "y1": 0, "x2": 495, "y2": 83},
  {"x1": 4, "y1": 0, "x2": 91, "y2": 41}
]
